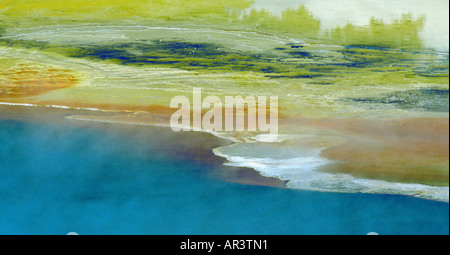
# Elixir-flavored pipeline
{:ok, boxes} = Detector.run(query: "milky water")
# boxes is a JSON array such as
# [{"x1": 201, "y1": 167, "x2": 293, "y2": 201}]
[{"x1": 0, "y1": 119, "x2": 448, "y2": 235}]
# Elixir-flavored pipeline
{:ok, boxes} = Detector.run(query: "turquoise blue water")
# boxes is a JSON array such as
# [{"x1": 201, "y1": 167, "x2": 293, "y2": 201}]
[{"x1": 0, "y1": 119, "x2": 448, "y2": 235}]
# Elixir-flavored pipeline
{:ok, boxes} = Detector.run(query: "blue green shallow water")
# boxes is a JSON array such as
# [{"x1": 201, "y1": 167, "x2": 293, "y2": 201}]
[{"x1": 0, "y1": 119, "x2": 448, "y2": 235}]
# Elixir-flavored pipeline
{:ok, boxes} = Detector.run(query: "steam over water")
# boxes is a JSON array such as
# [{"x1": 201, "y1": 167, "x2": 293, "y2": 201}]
[{"x1": 0, "y1": 119, "x2": 448, "y2": 235}]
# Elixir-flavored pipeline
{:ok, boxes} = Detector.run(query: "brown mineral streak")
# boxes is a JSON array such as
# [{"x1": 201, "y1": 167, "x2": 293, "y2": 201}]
[
  {"x1": 0, "y1": 65, "x2": 78, "y2": 99},
  {"x1": 288, "y1": 118, "x2": 450, "y2": 186}
]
